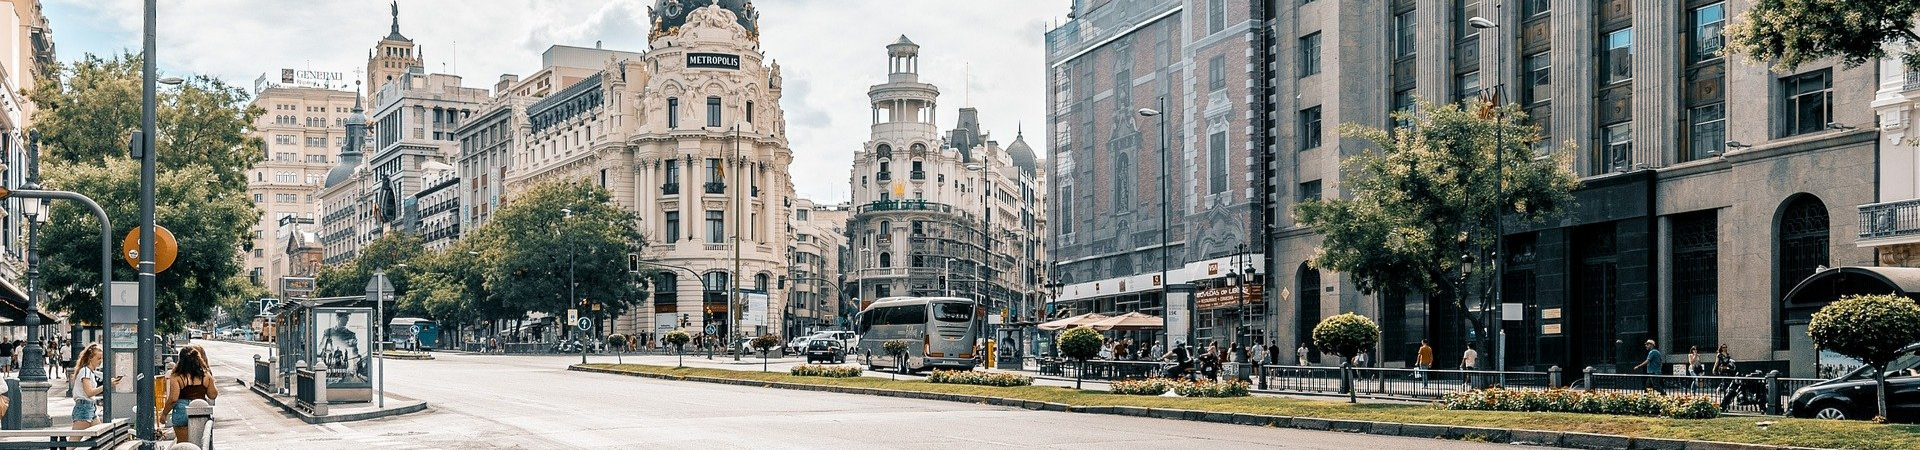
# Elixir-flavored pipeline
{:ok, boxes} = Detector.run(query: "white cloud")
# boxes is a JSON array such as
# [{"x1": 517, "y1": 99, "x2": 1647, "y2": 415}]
[{"x1": 46, "y1": 0, "x2": 1071, "y2": 202}]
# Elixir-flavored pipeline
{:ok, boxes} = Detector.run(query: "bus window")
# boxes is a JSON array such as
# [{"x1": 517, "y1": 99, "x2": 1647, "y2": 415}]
[
  {"x1": 883, "y1": 305, "x2": 927, "y2": 326},
  {"x1": 932, "y1": 303, "x2": 971, "y2": 322}
]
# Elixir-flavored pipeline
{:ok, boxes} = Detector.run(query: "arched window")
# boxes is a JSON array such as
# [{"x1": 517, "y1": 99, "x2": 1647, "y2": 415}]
[
  {"x1": 910, "y1": 143, "x2": 927, "y2": 155},
  {"x1": 654, "y1": 272, "x2": 678, "y2": 311},
  {"x1": 879, "y1": 252, "x2": 892, "y2": 268},
  {"x1": 876, "y1": 144, "x2": 892, "y2": 160},
  {"x1": 704, "y1": 271, "x2": 730, "y2": 294},
  {"x1": 1297, "y1": 263, "x2": 1322, "y2": 363},
  {"x1": 1776, "y1": 194, "x2": 1829, "y2": 350},
  {"x1": 754, "y1": 273, "x2": 770, "y2": 291}
]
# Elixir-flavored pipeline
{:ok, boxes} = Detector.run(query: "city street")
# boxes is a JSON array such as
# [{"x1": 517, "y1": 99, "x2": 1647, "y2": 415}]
[{"x1": 199, "y1": 340, "x2": 1503, "y2": 449}]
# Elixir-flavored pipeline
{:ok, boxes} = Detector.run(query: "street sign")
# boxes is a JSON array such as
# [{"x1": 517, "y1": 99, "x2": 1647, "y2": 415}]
[
  {"x1": 704, "y1": 324, "x2": 716, "y2": 335},
  {"x1": 577, "y1": 317, "x2": 592, "y2": 332},
  {"x1": 120, "y1": 225, "x2": 179, "y2": 273},
  {"x1": 567, "y1": 309, "x2": 579, "y2": 327},
  {"x1": 364, "y1": 272, "x2": 394, "y2": 303}
]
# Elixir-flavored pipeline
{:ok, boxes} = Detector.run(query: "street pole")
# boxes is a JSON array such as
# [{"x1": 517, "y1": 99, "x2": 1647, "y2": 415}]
[
  {"x1": 1469, "y1": 15, "x2": 1507, "y2": 375},
  {"x1": 375, "y1": 270, "x2": 386, "y2": 409},
  {"x1": 1138, "y1": 98, "x2": 1174, "y2": 351},
  {"x1": 732, "y1": 124, "x2": 743, "y2": 360},
  {"x1": 136, "y1": 0, "x2": 160, "y2": 443},
  {"x1": 563, "y1": 208, "x2": 580, "y2": 364}
]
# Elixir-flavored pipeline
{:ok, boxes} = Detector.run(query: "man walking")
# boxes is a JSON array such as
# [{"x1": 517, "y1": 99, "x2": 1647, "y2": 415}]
[
  {"x1": 1461, "y1": 343, "x2": 1478, "y2": 388},
  {"x1": 1416, "y1": 340, "x2": 1434, "y2": 388},
  {"x1": 1633, "y1": 339, "x2": 1666, "y2": 395}
]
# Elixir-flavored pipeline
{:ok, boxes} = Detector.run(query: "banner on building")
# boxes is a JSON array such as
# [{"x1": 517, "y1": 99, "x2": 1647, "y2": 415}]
[
  {"x1": 742, "y1": 292, "x2": 769, "y2": 327},
  {"x1": 1195, "y1": 285, "x2": 1264, "y2": 310}
]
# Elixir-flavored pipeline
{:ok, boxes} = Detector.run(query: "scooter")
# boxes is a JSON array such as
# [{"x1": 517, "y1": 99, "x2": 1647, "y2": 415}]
[
  {"x1": 1719, "y1": 370, "x2": 1768, "y2": 410},
  {"x1": 554, "y1": 339, "x2": 585, "y2": 354}
]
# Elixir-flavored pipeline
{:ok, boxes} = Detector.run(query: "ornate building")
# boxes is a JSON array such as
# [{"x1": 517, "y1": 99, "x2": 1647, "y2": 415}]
[
  {"x1": 246, "y1": 85, "x2": 356, "y2": 294},
  {"x1": 844, "y1": 37, "x2": 1048, "y2": 352}
]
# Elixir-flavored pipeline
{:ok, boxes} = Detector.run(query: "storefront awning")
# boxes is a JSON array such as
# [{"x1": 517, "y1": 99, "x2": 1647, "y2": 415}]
[
  {"x1": 1782, "y1": 266, "x2": 1920, "y2": 311},
  {"x1": 0, "y1": 276, "x2": 60, "y2": 325}
]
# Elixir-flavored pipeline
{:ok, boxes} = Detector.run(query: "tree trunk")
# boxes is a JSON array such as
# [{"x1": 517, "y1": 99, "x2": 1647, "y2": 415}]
[{"x1": 1877, "y1": 364, "x2": 1890, "y2": 421}]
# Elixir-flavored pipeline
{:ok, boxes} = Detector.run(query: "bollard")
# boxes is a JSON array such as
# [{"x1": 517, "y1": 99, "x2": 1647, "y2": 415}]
[
  {"x1": 312, "y1": 363, "x2": 329, "y2": 416},
  {"x1": 1257, "y1": 364, "x2": 1268, "y2": 390},
  {"x1": 1549, "y1": 366, "x2": 1562, "y2": 389},
  {"x1": 185, "y1": 399, "x2": 212, "y2": 448},
  {"x1": 1765, "y1": 370, "x2": 1782, "y2": 415},
  {"x1": 2, "y1": 378, "x2": 19, "y2": 430},
  {"x1": 1583, "y1": 366, "x2": 1595, "y2": 391}
]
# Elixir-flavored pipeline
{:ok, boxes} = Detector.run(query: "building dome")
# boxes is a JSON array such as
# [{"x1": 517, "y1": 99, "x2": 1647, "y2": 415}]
[
  {"x1": 323, "y1": 158, "x2": 357, "y2": 188},
  {"x1": 1007, "y1": 129, "x2": 1038, "y2": 176},
  {"x1": 326, "y1": 91, "x2": 370, "y2": 189},
  {"x1": 651, "y1": 0, "x2": 758, "y2": 38}
]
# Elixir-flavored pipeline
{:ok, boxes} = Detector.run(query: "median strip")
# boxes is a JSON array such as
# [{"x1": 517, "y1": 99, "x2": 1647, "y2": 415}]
[{"x1": 569, "y1": 363, "x2": 1920, "y2": 450}]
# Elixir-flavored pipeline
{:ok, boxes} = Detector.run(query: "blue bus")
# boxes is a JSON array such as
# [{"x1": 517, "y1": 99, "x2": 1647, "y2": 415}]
[{"x1": 389, "y1": 318, "x2": 440, "y2": 350}]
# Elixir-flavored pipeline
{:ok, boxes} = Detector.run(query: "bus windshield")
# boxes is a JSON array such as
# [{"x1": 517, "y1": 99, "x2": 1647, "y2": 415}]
[{"x1": 932, "y1": 302, "x2": 972, "y2": 322}]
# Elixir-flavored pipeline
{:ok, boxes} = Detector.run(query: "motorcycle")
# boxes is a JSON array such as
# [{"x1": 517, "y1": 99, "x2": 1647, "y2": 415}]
[
  {"x1": 1719, "y1": 370, "x2": 1768, "y2": 410},
  {"x1": 554, "y1": 339, "x2": 585, "y2": 354}
]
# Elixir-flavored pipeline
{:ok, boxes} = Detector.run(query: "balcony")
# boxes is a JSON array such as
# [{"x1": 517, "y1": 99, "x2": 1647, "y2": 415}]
[
  {"x1": 855, "y1": 199, "x2": 954, "y2": 214},
  {"x1": 1860, "y1": 199, "x2": 1920, "y2": 245},
  {"x1": 911, "y1": 171, "x2": 926, "y2": 180},
  {"x1": 1906, "y1": 72, "x2": 1920, "y2": 92},
  {"x1": 661, "y1": 182, "x2": 680, "y2": 195},
  {"x1": 876, "y1": 172, "x2": 892, "y2": 182},
  {"x1": 704, "y1": 182, "x2": 726, "y2": 194}
]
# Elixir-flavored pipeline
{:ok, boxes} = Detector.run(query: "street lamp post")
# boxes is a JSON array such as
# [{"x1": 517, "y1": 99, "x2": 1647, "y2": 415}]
[
  {"x1": 965, "y1": 162, "x2": 991, "y2": 352},
  {"x1": 561, "y1": 208, "x2": 582, "y2": 364},
  {"x1": 731, "y1": 124, "x2": 745, "y2": 361},
  {"x1": 1469, "y1": 15, "x2": 1508, "y2": 373},
  {"x1": 1138, "y1": 100, "x2": 1176, "y2": 350}
]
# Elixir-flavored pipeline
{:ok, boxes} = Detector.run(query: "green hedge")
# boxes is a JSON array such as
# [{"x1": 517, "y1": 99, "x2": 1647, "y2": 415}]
[
  {"x1": 1436, "y1": 388, "x2": 1720, "y2": 419},
  {"x1": 789, "y1": 365, "x2": 863, "y2": 378},
  {"x1": 925, "y1": 370, "x2": 1033, "y2": 387},
  {"x1": 1111, "y1": 378, "x2": 1251, "y2": 397}
]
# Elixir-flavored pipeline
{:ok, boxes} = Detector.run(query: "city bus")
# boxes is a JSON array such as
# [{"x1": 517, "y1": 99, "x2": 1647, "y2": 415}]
[
  {"x1": 388, "y1": 318, "x2": 440, "y2": 350},
  {"x1": 855, "y1": 297, "x2": 979, "y2": 373}
]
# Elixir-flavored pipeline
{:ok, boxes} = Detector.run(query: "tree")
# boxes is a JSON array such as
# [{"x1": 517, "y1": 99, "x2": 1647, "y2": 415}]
[
  {"x1": 666, "y1": 330, "x2": 692, "y2": 367},
  {"x1": 1313, "y1": 313, "x2": 1382, "y2": 403},
  {"x1": 474, "y1": 181, "x2": 647, "y2": 329},
  {"x1": 607, "y1": 334, "x2": 628, "y2": 364},
  {"x1": 1724, "y1": 0, "x2": 1920, "y2": 71},
  {"x1": 751, "y1": 334, "x2": 780, "y2": 372},
  {"x1": 1296, "y1": 99, "x2": 1578, "y2": 361},
  {"x1": 882, "y1": 339, "x2": 913, "y2": 379},
  {"x1": 1057, "y1": 326, "x2": 1106, "y2": 389},
  {"x1": 315, "y1": 232, "x2": 427, "y2": 299},
  {"x1": 38, "y1": 159, "x2": 256, "y2": 332},
  {"x1": 28, "y1": 52, "x2": 264, "y2": 191},
  {"x1": 1808, "y1": 294, "x2": 1920, "y2": 421}
]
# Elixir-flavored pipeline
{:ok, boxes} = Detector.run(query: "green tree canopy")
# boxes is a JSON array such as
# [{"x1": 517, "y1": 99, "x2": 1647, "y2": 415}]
[
  {"x1": 314, "y1": 231, "x2": 426, "y2": 300},
  {"x1": 1311, "y1": 313, "x2": 1381, "y2": 359},
  {"x1": 1808, "y1": 294, "x2": 1920, "y2": 419},
  {"x1": 475, "y1": 181, "x2": 647, "y2": 320},
  {"x1": 1725, "y1": 0, "x2": 1920, "y2": 70},
  {"x1": 29, "y1": 52, "x2": 264, "y2": 189},
  {"x1": 38, "y1": 160, "x2": 256, "y2": 331},
  {"x1": 1057, "y1": 326, "x2": 1106, "y2": 361},
  {"x1": 1296, "y1": 99, "x2": 1578, "y2": 345}
]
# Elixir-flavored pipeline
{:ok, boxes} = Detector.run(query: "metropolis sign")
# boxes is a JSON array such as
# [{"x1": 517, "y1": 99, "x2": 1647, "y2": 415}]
[{"x1": 687, "y1": 53, "x2": 741, "y2": 70}]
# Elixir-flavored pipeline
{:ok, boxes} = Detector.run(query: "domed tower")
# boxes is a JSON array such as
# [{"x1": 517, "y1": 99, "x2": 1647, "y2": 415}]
[
  {"x1": 366, "y1": 1, "x2": 421, "y2": 93},
  {"x1": 649, "y1": 0, "x2": 759, "y2": 42},
  {"x1": 324, "y1": 87, "x2": 368, "y2": 189},
  {"x1": 1006, "y1": 127, "x2": 1038, "y2": 177}
]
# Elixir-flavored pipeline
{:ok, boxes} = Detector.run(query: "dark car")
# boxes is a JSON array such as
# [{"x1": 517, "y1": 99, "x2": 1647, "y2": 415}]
[
  {"x1": 1787, "y1": 343, "x2": 1920, "y2": 421},
  {"x1": 805, "y1": 339, "x2": 845, "y2": 364}
]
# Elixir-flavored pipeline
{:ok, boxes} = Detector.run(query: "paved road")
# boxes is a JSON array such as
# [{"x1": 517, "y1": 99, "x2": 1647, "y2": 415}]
[{"x1": 199, "y1": 340, "x2": 1504, "y2": 449}]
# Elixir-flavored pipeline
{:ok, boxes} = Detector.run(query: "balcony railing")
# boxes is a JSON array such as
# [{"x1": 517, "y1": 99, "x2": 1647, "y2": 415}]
[
  {"x1": 1859, "y1": 198, "x2": 1920, "y2": 241},
  {"x1": 661, "y1": 182, "x2": 679, "y2": 195},
  {"x1": 855, "y1": 199, "x2": 954, "y2": 214},
  {"x1": 911, "y1": 171, "x2": 926, "y2": 180},
  {"x1": 704, "y1": 181, "x2": 726, "y2": 194},
  {"x1": 1906, "y1": 72, "x2": 1920, "y2": 91},
  {"x1": 876, "y1": 172, "x2": 892, "y2": 181}
]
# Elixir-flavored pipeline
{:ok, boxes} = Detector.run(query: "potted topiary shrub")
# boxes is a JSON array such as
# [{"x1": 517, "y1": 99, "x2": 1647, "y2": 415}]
[
  {"x1": 882, "y1": 339, "x2": 914, "y2": 379},
  {"x1": 751, "y1": 334, "x2": 782, "y2": 372},
  {"x1": 1057, "y1": 326, "x2": 1105, "y2": 390},
  {"x1": 607, "y1": 334, "x2": 628, "y2": 364},
  {"x1": 1312, "y1": 313, "x2": 1381, "y2": 403},
  {"x1": 1809, "y1": 294, "x2": 1920, "y2": 421},
  {"x1": 665, "y1": 330, "x2": 692, "y2": 368}
]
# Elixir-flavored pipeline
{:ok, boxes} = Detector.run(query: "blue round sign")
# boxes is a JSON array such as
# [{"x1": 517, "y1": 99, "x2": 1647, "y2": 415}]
[{"x1": 577, "y1": 317, "x2": 592, "y2": 332}]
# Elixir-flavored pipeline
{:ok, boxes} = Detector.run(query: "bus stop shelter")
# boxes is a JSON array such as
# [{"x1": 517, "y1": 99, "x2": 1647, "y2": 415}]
[{"x1": 270, "y1": 296, "x2": 374, "y2": 403}]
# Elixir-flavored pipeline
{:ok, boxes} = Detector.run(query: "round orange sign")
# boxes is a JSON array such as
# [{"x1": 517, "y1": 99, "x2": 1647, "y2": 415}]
[{"x1": 121, "y1": 225, "x2": 179, "y2": 273}]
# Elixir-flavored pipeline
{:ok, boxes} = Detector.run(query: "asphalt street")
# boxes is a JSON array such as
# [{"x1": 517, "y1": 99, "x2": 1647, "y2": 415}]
[{"x1": 198, "y1": 340, "x2": 1507, "y2": 449}]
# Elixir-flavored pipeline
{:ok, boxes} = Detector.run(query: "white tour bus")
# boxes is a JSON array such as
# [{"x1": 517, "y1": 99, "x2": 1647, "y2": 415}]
[{"x1": 855, "y1": 297, "x2": 979, "y2": 373}]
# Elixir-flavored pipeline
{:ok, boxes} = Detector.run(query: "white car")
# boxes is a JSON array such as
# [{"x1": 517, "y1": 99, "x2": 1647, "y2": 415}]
[{"x1": 786, "y1": 336, "x2": 814, "y2": 354}]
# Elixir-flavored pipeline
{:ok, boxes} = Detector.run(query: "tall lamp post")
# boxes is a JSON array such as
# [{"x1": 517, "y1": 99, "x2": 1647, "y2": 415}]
[
  {"x1": 1469, "y1": 16, "x2": 1507, "y2": 372},
  {"x1": 1137, "y1": 100, "x2": 1176, "y2": 350},
  {"x1": 965, "y1": 162, "x2": 991, "y2": 350},
  {"x1": 561, "y1": 208, "x2": 582, "y2": 364},
  {"x1": 731, "y1": 124, "x2": 745, "y2": 361}
]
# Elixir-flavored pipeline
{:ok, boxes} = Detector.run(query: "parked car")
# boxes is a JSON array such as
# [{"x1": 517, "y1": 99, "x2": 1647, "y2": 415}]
[
  {"x1": 805, "y1": 339, "x2": 846, "y2": 364},
  {"x1": 786, "y1": 335, "x2": 814, "y2": 354},
  {"x1": 1787, "y1": 342, "x2": 1920, "y2": 422}
]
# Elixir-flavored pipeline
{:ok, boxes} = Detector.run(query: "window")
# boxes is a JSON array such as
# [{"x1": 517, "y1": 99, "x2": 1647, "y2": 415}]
[
  {"x1": 1296, "y1": 264, "x2": 1321, "y2": 363},
  {"x1": 1298, "y1": 106, "x2": 1322, "y2": 150},
  {"x1": 667, "y1": 97, "x2": 679, "y2": 128},
  {"x1": 1297, "y1": 180, "x2": 1322, "y2": 203},
  {"x1": 665, "y1": 211, "x2": 681, "y2": 242},
  {"x1": 665, "y1": 159, "x2": 680, "y2": 184},
  {"x1": 1603, "y1": 29, "x2": 1633, "y2": 85},
  {"x1": 754, "y1": 273, "x2": 769, "y2": 291},
  {"x1": 1392, "y1": 88, "x2": 1415, "y2": 128},
  {"x1": 707, "y1": 158, "x2": 723, "y2": 183},
  {"x1": 1455, "y1": 71, "x2": 1481, "y2": 103},
  {"x1": 910, "y1": 160, "x2": 924, "y2": 179},
  {"x1": 1298, "y1": 33, "x2": 1321, "y2": 77},
  {"x1": 253, "y1": 193, "x2": 264, "y2": 202},
  {"x1": 1780, "y1": 69, "x2": 1832, "y2": 137},
  {"x1": 1207, "y1": 0, "x2": 1226, "y2": 34},
  {"x1": 1597, "y1": 122, "x2": 1631, "y2": 174},
  {"x1": 1207, "y1": 55, "x2": 1227, "y2": 92},
  {"x1": 1521, "y1": 0, "x2": 1549, "y2": 17},
  {"x1": 745, "y1": 101, "x2": 754, "y2": 123},
  {"x1": 1524, "y1": 52, "x2": 1551, "y2": 104},
  {"x1": 1455, "y1": 0, "x2": 1480, "y2": 39},
  {"x1": 1671, "y1": 210, "x2": 1718, "y2": 352},
  {"x1": 879, "y1": 252, "x2": 892, "y2": 268},
  {"x1": 706, "y1": 210, "x2": 725, "y2": 243},
  {"x1": 654, "y1": 272, "x2": 677, "y2": 312},
  {"x1": 1394, "y1": 12, "x2": 1416, "y2": 58},
  {"x1": 1208, "y1": 131, "x2": 1228, "y2": 194},
  {"x1": 1776, "y1": 195, "x2": 1828, "y2": 350},
  {"x1": 275, "y1": 172, "x2": 297, "y2": 183},
  {"x1": 1687, "y1": 103, "x2": 1725, "y2": 162},
  {"x1": 706, "y1": 96, "x2": 722, "y2": 127},
  {"x1": 1690, "y1": 3, "x2": 1726, "y2": 63}
]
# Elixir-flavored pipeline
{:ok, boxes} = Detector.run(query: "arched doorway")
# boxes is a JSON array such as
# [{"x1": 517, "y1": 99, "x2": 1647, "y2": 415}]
[
  {"x1": 1297, "y1": 263, "x2": 1321, "y2": 363},
  {"x1": 1777, "y1": 195, "x2": 1829, "y2": 352}
]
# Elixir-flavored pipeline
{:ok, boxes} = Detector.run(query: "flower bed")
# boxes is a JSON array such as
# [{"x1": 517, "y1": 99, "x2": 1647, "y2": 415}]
[
  {"x1": 789, "y1": 365, "x2": 863, "y2": 378},
  {"x1": 1111, "y1": 378, "x2": 1251, "y2": 397},
  {"x1": 1436, "y1": 388, "x2": 1720, "y2": 419},
  {"x1": 925, "y1": 370, "x2": 1033, "y2": 387}
]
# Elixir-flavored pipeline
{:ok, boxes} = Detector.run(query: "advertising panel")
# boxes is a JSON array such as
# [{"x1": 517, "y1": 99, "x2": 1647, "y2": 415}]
[{"x1": 312, "y1": 307, "x2": 372, "y2": 388}]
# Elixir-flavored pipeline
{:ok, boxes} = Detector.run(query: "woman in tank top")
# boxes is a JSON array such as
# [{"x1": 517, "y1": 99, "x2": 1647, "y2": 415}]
[{"x1": 164, "y1": 345, "x2": 218, "y2": 441}]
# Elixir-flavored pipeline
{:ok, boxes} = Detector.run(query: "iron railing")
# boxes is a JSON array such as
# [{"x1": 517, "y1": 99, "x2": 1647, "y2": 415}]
[
  {"x1": 1858, "y1": 198, "x2": 1920, "y2": 241},
  {"x1": 0, "y1": 419, "x2": 133, "y2": 449},
  {"x1": 1583, "y1": 372, "x2": 1824, "y2": 415}
]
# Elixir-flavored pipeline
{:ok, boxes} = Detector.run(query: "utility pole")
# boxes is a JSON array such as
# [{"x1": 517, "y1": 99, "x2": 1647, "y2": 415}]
[
  {"x1": 136, "y1": 0, "x2": 161, "y2": 443},
  {"x1": 732, "y1": 124, "x2": 744, "y2": 361}
]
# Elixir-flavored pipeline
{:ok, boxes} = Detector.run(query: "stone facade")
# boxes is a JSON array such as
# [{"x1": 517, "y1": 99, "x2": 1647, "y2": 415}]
[
  {"x1": 247, "y1": 86, "x2": 357, "y2": 293},
  {"x1": 1259, "y1": 0, "x2": 1876, "y2": 376},
  {"x1": 0, "y1": 0, "x2": 53, "y2": 286},
  {"x1": 786, "y1": 198, "x2": 847, "y2": 337}
]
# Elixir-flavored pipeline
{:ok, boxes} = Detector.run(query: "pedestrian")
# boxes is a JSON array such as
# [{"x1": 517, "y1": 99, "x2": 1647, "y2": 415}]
[
  {"x1": 1265, "y1": 341, "x2": 1281, "y2": 365},
  {"x1": 1249, "y1": 341, "x2": 1266, "y2": 371},
  {"x1": 1712, "y1": 343, "x2": 1736, "y2": 376},
  {"x1": 1461, "y1": 343, "x2": 1479, "y2": 388},
  {"x1": 0, "y1": 339, "x2": 15, "y2": 376},
  {"x1": 1148, "y1": 341, "x2": 1164, "y2": 362},
  {"x1": 1297, "y1": 343, "x2": 1309, "y2": 366},
  {"x1": 1632, "y1": 339, "x2": 1665, "y2": 395},
  {"x1": 164, "y1": 345, "x2": 218, "y2": 441},
  {"x1": 71, "y1": 343, "x2": 119, "y2": 430},
  {"x1": 1416, "y1": 340, "x2": 1434, "y2": 388},
  {"x1": 1687, "y1": 346, "x2": 1704, "y2": 388}
]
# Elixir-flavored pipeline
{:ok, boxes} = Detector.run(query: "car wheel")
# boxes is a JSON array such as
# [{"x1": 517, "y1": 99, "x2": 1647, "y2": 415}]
[{"x1": 1811, "y1": 403, "x2": 1850, "y2": 420}]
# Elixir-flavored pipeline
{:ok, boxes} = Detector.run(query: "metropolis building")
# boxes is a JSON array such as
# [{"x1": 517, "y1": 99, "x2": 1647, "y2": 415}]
[{"x1": 844, "y1": 37, "x2": 1049, "y2": 354}]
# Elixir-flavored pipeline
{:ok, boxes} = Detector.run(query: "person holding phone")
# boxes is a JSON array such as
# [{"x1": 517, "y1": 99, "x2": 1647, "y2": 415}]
[{"x1": 71, "y1": 344, "x2": 121, "y2": 430}]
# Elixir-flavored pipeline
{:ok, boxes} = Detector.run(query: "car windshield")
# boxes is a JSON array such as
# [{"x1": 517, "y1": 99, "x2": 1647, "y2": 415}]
[
  {"x1": 809, "y1": 340, "x2": 835, "y2": 349},
  {"x1": 1888, "y1": 350, "x2": 1920, "y2": 376}
]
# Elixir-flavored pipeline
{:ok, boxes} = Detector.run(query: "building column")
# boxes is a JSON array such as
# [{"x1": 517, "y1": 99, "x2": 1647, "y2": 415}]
[{"x1": 1633, "y1": 0, "x2": 1680, "y2": 168}]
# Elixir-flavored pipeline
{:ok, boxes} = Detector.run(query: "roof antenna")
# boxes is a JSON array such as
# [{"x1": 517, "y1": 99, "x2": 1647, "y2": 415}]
[{"x1": 964, "y1": 62, "x2": 971, "y2": 107}]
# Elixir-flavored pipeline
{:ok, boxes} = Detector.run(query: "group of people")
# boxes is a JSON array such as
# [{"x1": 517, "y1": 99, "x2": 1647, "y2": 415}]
[
  {"x1": 65, "y1": 342, "x2": 218, "y2": 441},
  {"x1": 1154, "y1": 340, "x2": 1290, "y2": 382},
  {"x1": 0, "y1": 337, "x2": 73, "y2": 377}
]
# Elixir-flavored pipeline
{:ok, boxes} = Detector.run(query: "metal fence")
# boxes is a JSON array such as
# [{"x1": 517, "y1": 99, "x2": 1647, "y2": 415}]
[
  {"x1": 1254, "y1": 365, "x2": 1556, "y2": 399},
  {"x1": 1584, "y1": 371, "x2": 1823, "y2": 415},
  {"x1": 0, "y1": 419, "x2": 133, "y2": 449}
]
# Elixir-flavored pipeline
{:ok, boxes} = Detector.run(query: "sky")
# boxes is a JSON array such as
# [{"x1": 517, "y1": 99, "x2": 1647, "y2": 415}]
[{"x1": 42, "y1": 0, "x2": 1072, "y2": 202}]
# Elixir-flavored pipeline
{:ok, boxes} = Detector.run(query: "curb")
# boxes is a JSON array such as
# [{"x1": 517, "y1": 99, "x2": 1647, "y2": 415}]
[
  {"x1": 247, "y1": 382, "x2": 429, "y2": 424},
  {"x1": 567, "y1": 365, "x2": 1835, "y2": 450}
]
